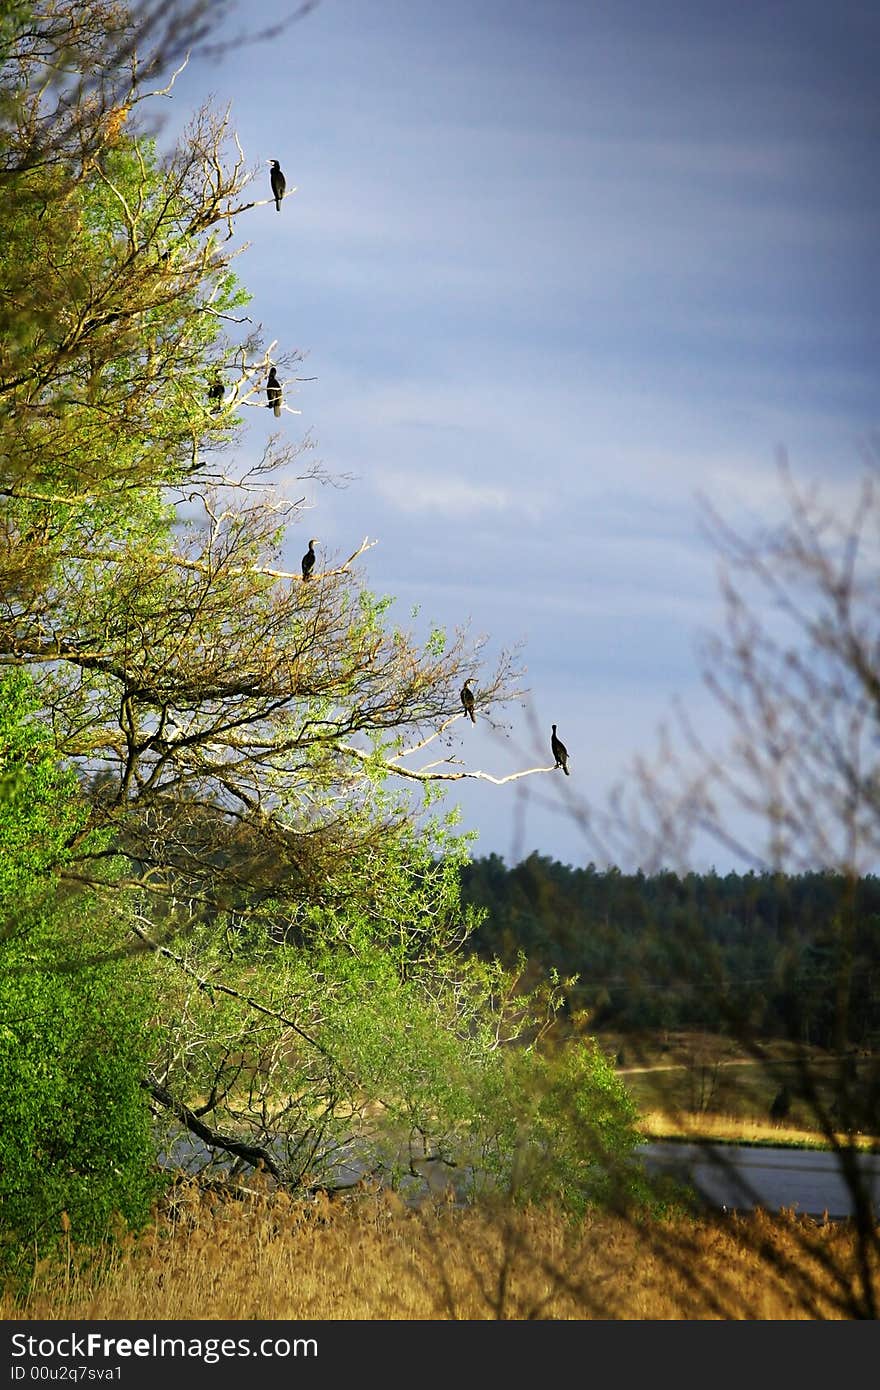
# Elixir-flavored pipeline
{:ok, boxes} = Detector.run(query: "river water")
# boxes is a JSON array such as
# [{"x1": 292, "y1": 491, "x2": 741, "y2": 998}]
[
  {"x1": 162, "y1": 1130, "x2": 879, "y2": 1220},
  {"x1": 639, "y1": 1140, "x2": 880, "y2": 1219}
]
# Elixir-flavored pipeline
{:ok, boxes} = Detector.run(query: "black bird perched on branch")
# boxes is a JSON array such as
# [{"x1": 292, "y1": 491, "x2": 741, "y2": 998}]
[
  {"x1": 460, "y1": 678, "x2": 476, "y2": 723},
  {"x1": 301, "y1": 538, "x2": 318, "y2": 580},
  {"x1": 208, "y1": 375, "x2": 224, "y2": 412},
  {"x1": 266, "y1": 366, "x2": 282, "y2": 417},
  {"x1": 551, "y1": 724, "x2": 570, "y2": 775},
  {"x1": 268, "y1": 158, "x2": 286, "y2": 212}
]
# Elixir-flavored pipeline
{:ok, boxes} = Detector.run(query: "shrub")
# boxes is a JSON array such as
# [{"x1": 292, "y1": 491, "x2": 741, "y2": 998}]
[{"x1": 0, "y1": 672, "x2": 157, "y2": 1283}]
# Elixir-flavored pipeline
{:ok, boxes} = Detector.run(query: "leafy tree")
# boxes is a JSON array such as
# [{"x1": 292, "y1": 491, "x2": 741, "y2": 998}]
[
  {"x1": 0, "y1": 671, "x2": 157, "y2": 1279},
  {"x1": 1, "y1": 0, "x2": 530, "y2": 924},
  {"x1": 0, "y1": 0, "x2": 643, "y2": 1221},
  {"x1": 140, "y1": 812, "x2": 630, "y2": 1205}
]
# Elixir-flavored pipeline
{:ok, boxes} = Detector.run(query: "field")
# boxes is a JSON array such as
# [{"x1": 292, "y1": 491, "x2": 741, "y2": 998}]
[{"x1": 595, "y1": 1030, "x2": 879, "y2": 1148}]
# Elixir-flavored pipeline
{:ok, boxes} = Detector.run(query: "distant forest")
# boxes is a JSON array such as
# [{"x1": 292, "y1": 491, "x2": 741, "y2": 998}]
[{"x1": 459, "y1": 855, "x2": 880, "y2": 1050}]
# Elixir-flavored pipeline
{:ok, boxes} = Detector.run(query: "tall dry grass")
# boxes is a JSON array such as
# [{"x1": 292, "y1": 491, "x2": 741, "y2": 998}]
[{"x1": 2, "y1": 1177, "x2": 875, "y2": 1321}]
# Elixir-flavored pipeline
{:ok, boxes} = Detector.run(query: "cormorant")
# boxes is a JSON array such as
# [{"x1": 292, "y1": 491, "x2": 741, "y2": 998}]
[
  {"x1": 551, "y1": 724, "x2": 570, "y2": 775},
  {"x1": 268, "y1": 159, "x2": 286, "y2": 212},
  {"x1": 460, "y1": 678, "x2": 476, "y2": 723},
  {"x1": 301, "y1": 538, "x2": 318, "y2": 580},
  {"x1": 208, "y1": 375, "x2": 224, "y2": 411},
  {"x1": 769, "y1": 1086, "x2": 791, "y2": 1122},
  {"x1": 267, "y1": 366, "x2": 282, "y2": 417}
]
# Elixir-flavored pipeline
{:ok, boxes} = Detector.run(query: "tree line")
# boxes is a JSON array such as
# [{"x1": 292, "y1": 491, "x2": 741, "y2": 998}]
[{"x1": 460, "y1": 854, "x2": 880, "y2": 1051}]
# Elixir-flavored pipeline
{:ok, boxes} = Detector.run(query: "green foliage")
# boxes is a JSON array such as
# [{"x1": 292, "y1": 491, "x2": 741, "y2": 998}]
[
  {"x1": 324, "y1": 955, "x2": 647, "y2": 1214},
  {"x1": 0, "y1": 672, "x2": 157, "y2": 1282},
  {"x1": 461, "y1": 1040, "x2": 648, "y2": 1214},
  {"x1": 0, "y1": 670, "x2": 89, "y2": 918},
  {"x1": 146, "y1": 814, "x2": 645, "y2": 1216}
]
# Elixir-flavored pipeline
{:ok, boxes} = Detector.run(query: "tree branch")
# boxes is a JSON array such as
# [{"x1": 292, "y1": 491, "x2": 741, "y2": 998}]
[
  {"x1": 339, "y1": 740, "x2": 559, "y2": 785},
  {"x1": 130, "y1": 920, "x2": 342, "y2": 1068},
  {"x1": 142, "y1": 1075, "x2": 283, "y2": 1180}
]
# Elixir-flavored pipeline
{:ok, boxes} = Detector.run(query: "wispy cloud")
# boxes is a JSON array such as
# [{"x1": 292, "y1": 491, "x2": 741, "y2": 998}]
[{"x1": 373, "y1": 468, "x2": 545, "y2": 520}]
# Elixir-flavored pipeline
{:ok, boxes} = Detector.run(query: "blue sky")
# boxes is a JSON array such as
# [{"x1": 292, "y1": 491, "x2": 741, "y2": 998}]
[{"x1": 168, "y1": 0, "x2": 879, "y2": 871}]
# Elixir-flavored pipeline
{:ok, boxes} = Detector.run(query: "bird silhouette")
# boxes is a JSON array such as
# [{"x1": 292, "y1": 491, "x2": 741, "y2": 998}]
[
  {"x1": 301, "y1": 538, "x2": 318, "y2": 580},
  {"x1": 266, "y1": 366, "x2": 282, "y2": 417},
  {"x1": 208, "y1": 375, "x2": 224, "y2": 412},
  {"x1": 551, "y1": 724, "x2": 570, "y2": 775},
  {"x1": 268, "y1": 159, "x2": 286, "y2": 212},
  {"x1": 769, "y1": 1086, "x2": 791, "y2": 1121},
  {"x1": 460, "y1": 678, "x2": 476, "y2": 723}
]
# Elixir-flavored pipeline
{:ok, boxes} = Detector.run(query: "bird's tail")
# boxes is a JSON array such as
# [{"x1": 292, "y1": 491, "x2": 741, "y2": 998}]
[
  {"x1": 564, "y1": 764, "x2": 570, "y2": 775},
  {"x1": 469, "y1": 709, "x2": 476, "y2": 723},
  {"x1": 274, "y1": 403, "x2": 281, "y2": 417},
  {"x1": 275, "y1": 201, "x2": 281, "y2": 212}
]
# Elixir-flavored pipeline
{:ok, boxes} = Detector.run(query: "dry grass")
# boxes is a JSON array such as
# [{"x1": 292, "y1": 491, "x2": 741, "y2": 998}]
[
  {"x1": 601, "y1": 1030, "x2": 879, "y2": 1146},
  {"x1": 636, "y1": 1110, "x2": 877, "y2": 1148},
  {"x1": 2, "y1": 1178, "x2": 876, "y2": 1321}
]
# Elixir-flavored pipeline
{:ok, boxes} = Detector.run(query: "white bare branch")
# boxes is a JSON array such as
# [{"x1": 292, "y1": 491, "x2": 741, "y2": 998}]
[{"x1": 339, "y1": 741, "x2": 559, "y2": 785}]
